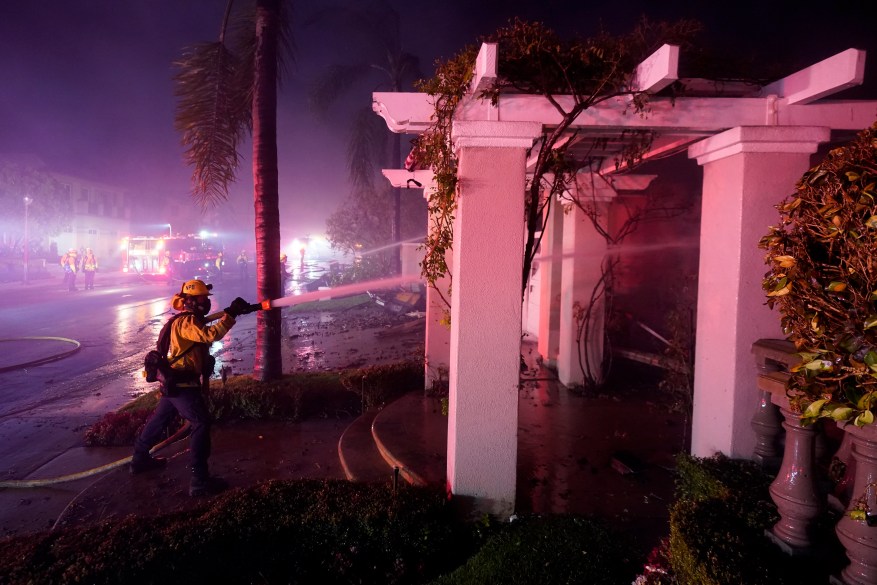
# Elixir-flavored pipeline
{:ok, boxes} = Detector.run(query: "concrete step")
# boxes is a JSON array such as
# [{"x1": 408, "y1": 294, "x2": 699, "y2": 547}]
[
  {"x1": 337, "y1": 408, "x2": 394, "y2": 484},
  {"x1": 372, "y1": 392, "x2": 447, "y2": 486}
]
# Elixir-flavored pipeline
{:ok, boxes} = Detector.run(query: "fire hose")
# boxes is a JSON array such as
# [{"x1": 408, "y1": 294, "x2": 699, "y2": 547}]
[
  {"x1": 0, "y1": 421, "x2": 191, "y2": 489},
  {"x1": 0, "y1": 336, "x2": 82, "y2": 374}
]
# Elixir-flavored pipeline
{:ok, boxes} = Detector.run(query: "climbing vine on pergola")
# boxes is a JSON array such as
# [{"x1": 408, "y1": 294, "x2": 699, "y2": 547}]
[
  {"x1": 410, "y1": 18, "x2": 704, "y2": 386},
  {"x1": 412, "y1": 18, "x2": 708, "y2": 300}
]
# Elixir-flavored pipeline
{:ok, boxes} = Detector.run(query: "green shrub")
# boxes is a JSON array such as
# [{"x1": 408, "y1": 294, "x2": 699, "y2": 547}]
[
  {"x1": 339, "y1": 360, "x2": 423, "y2": 408},
  {"x1": 84, "y1": 392, "x2": 167, "y2": 447},
  {"x1": 0, "y1": 480, "x2": 471, "y2": 585},
  {"x1": 668, "y1": 454, "x2": 837, "y2": 585},
  {"x1": 207, "y1": 371, "x2": 357, "y2": 421},
  {"x1": 431, "y1": 515, "x2": 634, "y2": 585},
  {"x1": 674, "y1": 453, "x2": 777, "y2": 529},
  {"x1": 668, "y1": 496, "x2": 839, "y2": 585},
  {"x1": 84, "y1": 409, "x2": 154, "y2": 447}
]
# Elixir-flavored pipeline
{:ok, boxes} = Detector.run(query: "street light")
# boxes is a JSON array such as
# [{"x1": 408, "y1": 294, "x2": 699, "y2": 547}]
[
  {"x1": 168, "y1": 223, "x2": 172, "y2": 237},
  {"x1": 23, "y1": 196, "x2": 32, "y2": 284}
]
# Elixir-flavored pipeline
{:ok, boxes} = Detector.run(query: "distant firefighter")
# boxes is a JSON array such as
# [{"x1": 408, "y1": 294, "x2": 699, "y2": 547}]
[
  {"x1": 237, "y1": 249, "x2": 248, "y2": 280},
  {"x1": 80, "y1": 248, "x2": 98, "y2": 290},
  {"x1": 214, "y1": 252, "x2": 224, "y2": 281},
  {"x1": 60, "y1": 248, "x2": 78, "y2": 291}
]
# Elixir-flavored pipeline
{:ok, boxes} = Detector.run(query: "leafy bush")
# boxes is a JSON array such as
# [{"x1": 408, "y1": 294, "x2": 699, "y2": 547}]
[
  {"x1": 431, "y1": 515, "x2": 634, "y2": 585},
  {"x1": 668, "y1": 454, "x2": 838, "y2": 585},
  {"x1": 668, "y1": 497, "x2": 834, "y2": 585},
  {"x1": 0, "y1": 480, "x2": 472, "y2": 585},
  {"x1": 84, "y1": 392, "x2": 165, "y2": 447},
  {"x1": 339, "y1": 360, "x2": 423, "y2": 408},
  {"x1": 674, "y1": 453, "x2": 777, "y2": 528},
  {"x1": 207, "y1": 371, "x2": 357, "y2": 421},
  {"x1": 84, "y1": 409, "x2": 156, "y2": 447},
  {"x1": 760, "y1": 122, "x2": 877, "y2": 425}
]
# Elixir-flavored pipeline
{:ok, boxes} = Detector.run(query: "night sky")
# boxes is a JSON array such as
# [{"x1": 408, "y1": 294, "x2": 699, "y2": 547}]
[{"x1": 1, "y1": 0, "x2": 874, "y2": 243}]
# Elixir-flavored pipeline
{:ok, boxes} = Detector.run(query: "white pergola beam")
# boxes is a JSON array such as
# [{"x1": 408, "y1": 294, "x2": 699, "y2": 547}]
[
  {"x1": 376, "y1": 91, "x2": 877, "y2": 135},
  {"x1": 760, "y1": 48, "x2": 866, "y2": 105},
  {"x1": 779, "y1": 99, "x2": 877, "y2": 129},
  {"x1": 472, "y1": 43, "x2": 498, "y2": 94},
  {"x1": 372, "y1": 93, "x2": 435, "y2": 133},
  {"x1": 633, "y1": 44, "x2": 679, "y2": 93},
  {"x1": 381, "y1": 169, "x2": 436, "y2": 190},
  {"x1": 486, "y1": 95, "x2": 877, "y2": 135}
]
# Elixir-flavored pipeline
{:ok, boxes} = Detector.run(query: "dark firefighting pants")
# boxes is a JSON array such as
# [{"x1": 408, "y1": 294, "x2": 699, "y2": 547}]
[{"x1": 133, "y1": 385, "x2": 212, "y2": 478}]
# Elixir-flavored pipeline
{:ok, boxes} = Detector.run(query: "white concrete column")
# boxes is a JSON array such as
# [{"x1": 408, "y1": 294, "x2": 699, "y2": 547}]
[
  {"x1": 556, "y1": 198, "x2": 610, "y2": 387},
  {"x1": 688, "y1": 126, "x2": 830, "y2": 458},
  {"x1": 447, "y1": 120, "x2": 541, "y2": 516},
  {"x1": 536, "y1": 194, "x2": 564, "y2": 368}
]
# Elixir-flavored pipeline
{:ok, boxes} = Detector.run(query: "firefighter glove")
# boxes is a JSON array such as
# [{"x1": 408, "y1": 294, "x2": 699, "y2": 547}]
[{"x1": 224, "y1": 297, "x2": 251, "y2": 318}]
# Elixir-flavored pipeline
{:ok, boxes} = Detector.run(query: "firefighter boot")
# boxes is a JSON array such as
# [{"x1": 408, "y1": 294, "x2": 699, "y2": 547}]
[
  {"x1": 189, "y1": 475, "x2": 229, "y2": 497},
  {"x1": 130, "y1": 455, "x2": 167, "y2": 475}
]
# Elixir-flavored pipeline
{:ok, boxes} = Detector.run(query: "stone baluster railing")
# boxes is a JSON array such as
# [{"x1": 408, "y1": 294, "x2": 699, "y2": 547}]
[
  {"x1": 751, "y1": 340, "x2": 877, "y2": 581},
  {"x1": 752, "y1": 339, "x2": 825, "y2": 554},
  {"x1": 835, "y1": 423, "x2": 877, "y2": 584},
  {"x1": 751, "y1": 340, "x2": 796, "y2": 472}
]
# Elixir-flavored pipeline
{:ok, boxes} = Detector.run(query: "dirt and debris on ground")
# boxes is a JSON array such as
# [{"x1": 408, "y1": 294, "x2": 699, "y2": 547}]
[{"x1": 282, "y1": 298, "x2": 425, "y2": 371}]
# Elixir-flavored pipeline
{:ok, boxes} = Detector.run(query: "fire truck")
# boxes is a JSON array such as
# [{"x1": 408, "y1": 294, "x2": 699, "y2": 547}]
[{"x1": 121, "y1": 234, "x2": 221, "y2": 280}]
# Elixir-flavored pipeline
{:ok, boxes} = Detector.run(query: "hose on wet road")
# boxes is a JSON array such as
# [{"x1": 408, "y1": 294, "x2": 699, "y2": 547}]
[
  {"x1": 0, "y1": 422, "x2": 190, "y2": 488},
  {"x1": 0, "y1": 336, "x2": 81, "y2": 373}
]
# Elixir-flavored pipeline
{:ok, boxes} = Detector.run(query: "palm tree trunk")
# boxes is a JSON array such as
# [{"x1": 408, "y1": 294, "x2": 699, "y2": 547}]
[{"x1": 252, "y1": 0, "x2": 283, "y2": 381}]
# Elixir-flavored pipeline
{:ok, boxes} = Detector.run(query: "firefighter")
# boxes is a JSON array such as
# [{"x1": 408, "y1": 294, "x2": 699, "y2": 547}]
[
  {"x1": 280, "y1": 253, "x2": 289, "y2": 292},
  {"x1": 130, "y1": 279, "x2": 257, "y2": 496},
  {"x1": 214, "y1": 251, "x2": 224, "y2": 281},
  {"x1": 80, "y1": 248, "x2": 98, "y2": 290},
  {"x1": 236, "y1": 249, "x2": 248, "y2": 280},
  {"x1": 60, "y1": 248, "x2": 78, "y2": 291}
]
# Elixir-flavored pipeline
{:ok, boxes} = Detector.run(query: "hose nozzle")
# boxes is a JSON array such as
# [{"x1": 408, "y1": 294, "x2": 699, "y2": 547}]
[{"x1": 257, "y1": 300, "x2": 272, "y2": 311}]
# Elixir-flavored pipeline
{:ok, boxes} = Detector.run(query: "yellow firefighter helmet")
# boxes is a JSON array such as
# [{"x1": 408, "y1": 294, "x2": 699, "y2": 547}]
[{"x1": 180, "y1": 279, "x2": 213, "y2": 297}]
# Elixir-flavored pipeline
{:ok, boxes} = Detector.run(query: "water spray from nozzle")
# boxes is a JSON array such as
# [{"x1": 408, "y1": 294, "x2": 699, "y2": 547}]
[
  {"x1": 202, "y1": 275, "x2": 421, "y2": 323},
  {"x1": 252, "y1": 274, "x2": 422, "y2": 312}
]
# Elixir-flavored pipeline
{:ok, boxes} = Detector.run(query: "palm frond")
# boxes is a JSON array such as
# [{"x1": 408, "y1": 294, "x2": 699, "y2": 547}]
[{"x1": 173, "y1": 41, "x2": 250, "y2": 208}]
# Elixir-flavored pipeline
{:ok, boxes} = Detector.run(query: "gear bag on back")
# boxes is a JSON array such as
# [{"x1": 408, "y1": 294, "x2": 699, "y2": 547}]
[{"x1": 143, "y1": 313, "x2": 199, "y2": 395}]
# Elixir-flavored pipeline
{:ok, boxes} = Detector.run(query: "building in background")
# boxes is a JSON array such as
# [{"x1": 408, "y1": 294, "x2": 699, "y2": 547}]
[{"x1": 50, "y1": 172, "x2": 132, "y2": 267}]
